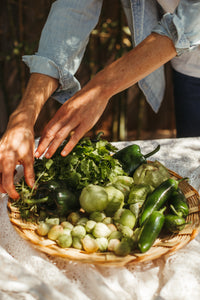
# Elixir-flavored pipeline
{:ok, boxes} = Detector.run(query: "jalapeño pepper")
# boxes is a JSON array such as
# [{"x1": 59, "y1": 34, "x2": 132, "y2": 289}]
[
  {"x1": 139, "y1": 178, "x2": 179, "y2": 226},
  {"x1": 138, "y1": 208, "x2": 165, "y2": 253},
  {"x1": 113, "y1": 144, "x2": 160, "y2": 176}
]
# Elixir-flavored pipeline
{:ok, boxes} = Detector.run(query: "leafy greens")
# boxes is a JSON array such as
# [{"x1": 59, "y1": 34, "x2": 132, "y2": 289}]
[{"x1": 14, "y1": 134, "x2": 126, "y2": 220}]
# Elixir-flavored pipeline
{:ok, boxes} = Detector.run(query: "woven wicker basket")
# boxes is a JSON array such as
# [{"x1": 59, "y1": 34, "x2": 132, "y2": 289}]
[{"x1": 7, "y1": 169, "x2": 200, "y2": 267}]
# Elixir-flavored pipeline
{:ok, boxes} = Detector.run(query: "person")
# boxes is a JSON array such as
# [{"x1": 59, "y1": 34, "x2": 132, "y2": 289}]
[{"x1": 0, "y1": 0, "x2": 200, "y2": 199}]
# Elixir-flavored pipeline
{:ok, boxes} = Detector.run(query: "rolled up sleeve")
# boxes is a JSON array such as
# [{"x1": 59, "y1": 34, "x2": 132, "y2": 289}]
[
  {"x1": 152, "y1": 0, "x2": 200, "y2": 56},
  {"x1": 22, "y1": 0, "x2": 103, "y2": 103}
]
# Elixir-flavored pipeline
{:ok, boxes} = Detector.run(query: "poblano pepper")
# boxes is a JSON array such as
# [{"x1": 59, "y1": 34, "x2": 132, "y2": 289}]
[
  {"x1": 168, "y1": 188, "x2": 189, "y2": 218},
  {"x1": 164, "y1": 214, "x2": 186, "y2": 233},
  {"x1": 113, "y1": 144, "x2": 160, "y2": 176}
]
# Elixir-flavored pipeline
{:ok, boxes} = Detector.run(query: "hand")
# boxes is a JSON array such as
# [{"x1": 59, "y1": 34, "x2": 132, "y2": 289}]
[
  {"x1": 35, "y1": 33, "x2": 177, "y2": 159},
  {"x1": 0, "y1": 125, "x2": 35, "y2": 199},
  {"x1": 0, "y1": 74, "x2": 59, "y2": 199},
  {"x1": 35, "y1": 83, "x2": 109, "y2": 158}
]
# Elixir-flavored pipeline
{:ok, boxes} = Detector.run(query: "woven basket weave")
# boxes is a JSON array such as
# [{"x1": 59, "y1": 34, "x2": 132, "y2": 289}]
[{"x1": 7, "y1": 169, "x2": 200, "y2": 267}]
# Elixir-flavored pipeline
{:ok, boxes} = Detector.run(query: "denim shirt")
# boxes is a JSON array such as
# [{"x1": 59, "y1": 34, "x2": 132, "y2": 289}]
[{"x1": 22, "y1": 0, "x2": 200, "y2": 113}]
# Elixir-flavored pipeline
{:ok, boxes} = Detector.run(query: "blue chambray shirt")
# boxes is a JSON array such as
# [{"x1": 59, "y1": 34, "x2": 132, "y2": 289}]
[{"x1": 22, "y1": 0, "x2": 200, "y2": 113}]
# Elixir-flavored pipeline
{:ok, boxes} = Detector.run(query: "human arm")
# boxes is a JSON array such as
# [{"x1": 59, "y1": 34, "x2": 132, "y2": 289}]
[
  {"x1": 0, "y1": 74, "x2": 58, "y2": 199},
  {"x1": 0, "y1": 0, "x2": 102, "y2": 198},
  {"x1": 35, "y1": 0, "x2": 200, "y2": 158},
  {"x1": 35, "y1": 32, "x2": 177, "y2": 158}
]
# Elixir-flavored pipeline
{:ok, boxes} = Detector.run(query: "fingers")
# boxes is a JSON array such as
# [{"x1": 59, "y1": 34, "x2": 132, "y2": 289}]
[
  {"x1": 36, "y1": 118, "x2": 88, "y2": 159},
  {"x1": 0, "y1": 174, "x2": 7, "y2": 194},
  {"x1": 35, "y1": 112, "x2": 68, "y2": 158},
  {"x1": 23, "y1": 158, "x2": 35, "y2": 188},
  {"x1": 1, "y1": 157, "x2": 19, "y2": 199},
  {"x1": 36, "y1": 129, "x2": 68, "y2": 159},
  {"x1": 0, "y1": 138, "x2": 35, "y2": 199},
  {"x1": 0, "y1": 186, "x2": 7, "y2": 194},
  {"x1": 0, "y1": 159, "x2": 35, "y2": 199},
  {"x1": 36, "y1": 114, "x2": 78, "y2": 158},
  {"x1": 34, "y1": 88, "x2": 108, "y2": 159},
  {"x1": 61, "y1": 127, "x2": 84, "y2": 156}
]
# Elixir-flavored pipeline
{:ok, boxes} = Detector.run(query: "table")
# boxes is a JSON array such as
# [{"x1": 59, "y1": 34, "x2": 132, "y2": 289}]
[{"x1": 1, "y1": 137, "x2": 200, "y2": 300}]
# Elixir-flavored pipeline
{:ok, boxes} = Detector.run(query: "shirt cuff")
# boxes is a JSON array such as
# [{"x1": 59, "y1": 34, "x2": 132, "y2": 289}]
[
  {"x1": 152, "y1": 13, "x2": 199, "y2": 56},
  {"x1": 22, "y1": 54, "x2": 81, "y2": 104}
]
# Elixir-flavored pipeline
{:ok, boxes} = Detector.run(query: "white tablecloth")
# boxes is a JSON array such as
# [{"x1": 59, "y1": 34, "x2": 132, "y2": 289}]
[{"x1": 1, "y1": 137, "x2": 200, "y2": 300}]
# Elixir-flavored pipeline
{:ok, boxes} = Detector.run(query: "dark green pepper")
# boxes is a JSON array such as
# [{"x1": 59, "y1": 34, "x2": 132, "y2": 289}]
[
  {"x1": 25, "y1": 182, "x2": 57, "y2": 206},
  {"x1": 35, "y1": 182, "x2": 79, "y2": 216},
  {"x1": 40, "y1": 180, "x2": 62, "y2": 191},
  {"x1": 113, "y1": 144, "x2": 160, "y2": 176},
  {"x1": 55, "y1": 188, "x2": 79, "y2": 215},
  {"x1": 169, "y1": 188, "x2": 189, "y2": 218},
  {"x1": 138, "y1": 208, "x2": 165, "y2": 253},
  {"x1": 34, "y1": 181, "x2": 60, "y2": 209},
  {"x1": 164, "y1": 214, "x2": 186, "y2": 233},
  {"x1": 139, "y1": 178, "x2": 179, "y2": 226}
]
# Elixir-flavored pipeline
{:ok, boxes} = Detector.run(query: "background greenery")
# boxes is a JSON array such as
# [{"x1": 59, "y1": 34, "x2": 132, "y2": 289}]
[{"x1": 0, "y1": 0, "x2": 176, "y2": 142}]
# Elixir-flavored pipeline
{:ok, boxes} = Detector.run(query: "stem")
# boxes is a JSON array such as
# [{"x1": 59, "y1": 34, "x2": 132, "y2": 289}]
[
  {"x1": 30, "y1": 170, "x2": 46, "y2": 194},
  {"x1": 92, "y1": 131, "x2": 104, "y2": 142},
  {"x1": 144, "y1": 144, "x2": 160, "y2": 159},
  {"x1": 159, "y1": 206, "x2": 166, "y2": 214},
  {"x1": 170, "y1": 204, "x2": 182, "y2": 217},
  {"x1": 178, "y1": 177, "x2": 189, "y2": 184},
  {"x1": 24, "y1": 196, "x2": 49, "y2": 204}
]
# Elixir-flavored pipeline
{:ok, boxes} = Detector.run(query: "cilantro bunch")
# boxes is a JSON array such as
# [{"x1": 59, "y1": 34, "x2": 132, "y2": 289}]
[{"x1": 34, "y1": 134, "x2": 126, "y2": 191}]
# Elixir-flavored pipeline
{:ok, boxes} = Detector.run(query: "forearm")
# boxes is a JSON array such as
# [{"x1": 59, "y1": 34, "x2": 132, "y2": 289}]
[
  {"x1": 35, "y1": 33, "x2": 177, "y2": 160},
  {"x1": 8, "y1": 73, "x2": 59, "y2": 128},
  {"x1": 90, "y1": 33, "x2": 177, "y2": 98}
]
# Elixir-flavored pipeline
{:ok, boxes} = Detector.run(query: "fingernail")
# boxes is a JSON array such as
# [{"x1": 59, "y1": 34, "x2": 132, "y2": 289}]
[
  {"x1": 35, "y1": 151, "x2": 39, "y2": 157},
  {"x1": 45, "y1": 153, "x2": 50, "y2": 158},
  {"x1": 61, "y1": 151, "x2": 66, "y2": 156},
  {"x1": 30, "y1": 178, "x2": 35, "y2": 186}
]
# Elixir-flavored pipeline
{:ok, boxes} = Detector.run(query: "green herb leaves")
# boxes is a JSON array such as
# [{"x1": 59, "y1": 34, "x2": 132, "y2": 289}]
[
  {"x1": 36, "y1": 137, "x2": 125, "y2": 190},
  {"x1": 14, "y1": 135, "x2": 126, "y2": 221}
]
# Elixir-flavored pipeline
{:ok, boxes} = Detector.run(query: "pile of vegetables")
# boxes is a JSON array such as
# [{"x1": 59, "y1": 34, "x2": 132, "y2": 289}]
[{"x1": 13, "y1": 134, "x2": 189, "y2": 256}]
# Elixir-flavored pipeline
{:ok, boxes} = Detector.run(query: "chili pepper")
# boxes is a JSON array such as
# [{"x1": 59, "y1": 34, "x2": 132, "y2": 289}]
[
  {"x1": 169, "y1": 188, "x2": 189, "y2": 218},
  {"x1": 164, "y1": 214, "x2": 186, "y2": 233},
  {"x1": 113, "y1": 144, "x2": 160, "y2": 176},
  {"x1": 139, "y1": 178, "x2": 179, "y2": 226},
  {"x1": 138, "y1": 207, "x2": 165, "y2": 253}
]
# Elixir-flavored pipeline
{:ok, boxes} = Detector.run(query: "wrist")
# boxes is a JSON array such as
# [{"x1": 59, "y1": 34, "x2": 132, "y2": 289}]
[
  {"x1": 8, "y1": 109, "x2": 35, "y2": 130},
  {"x1": 9, "y1": 73, "x2": 59, "y2": 127},
  {"x1": 86, "y1": 69, "x2": 115, "y2": 100}
]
